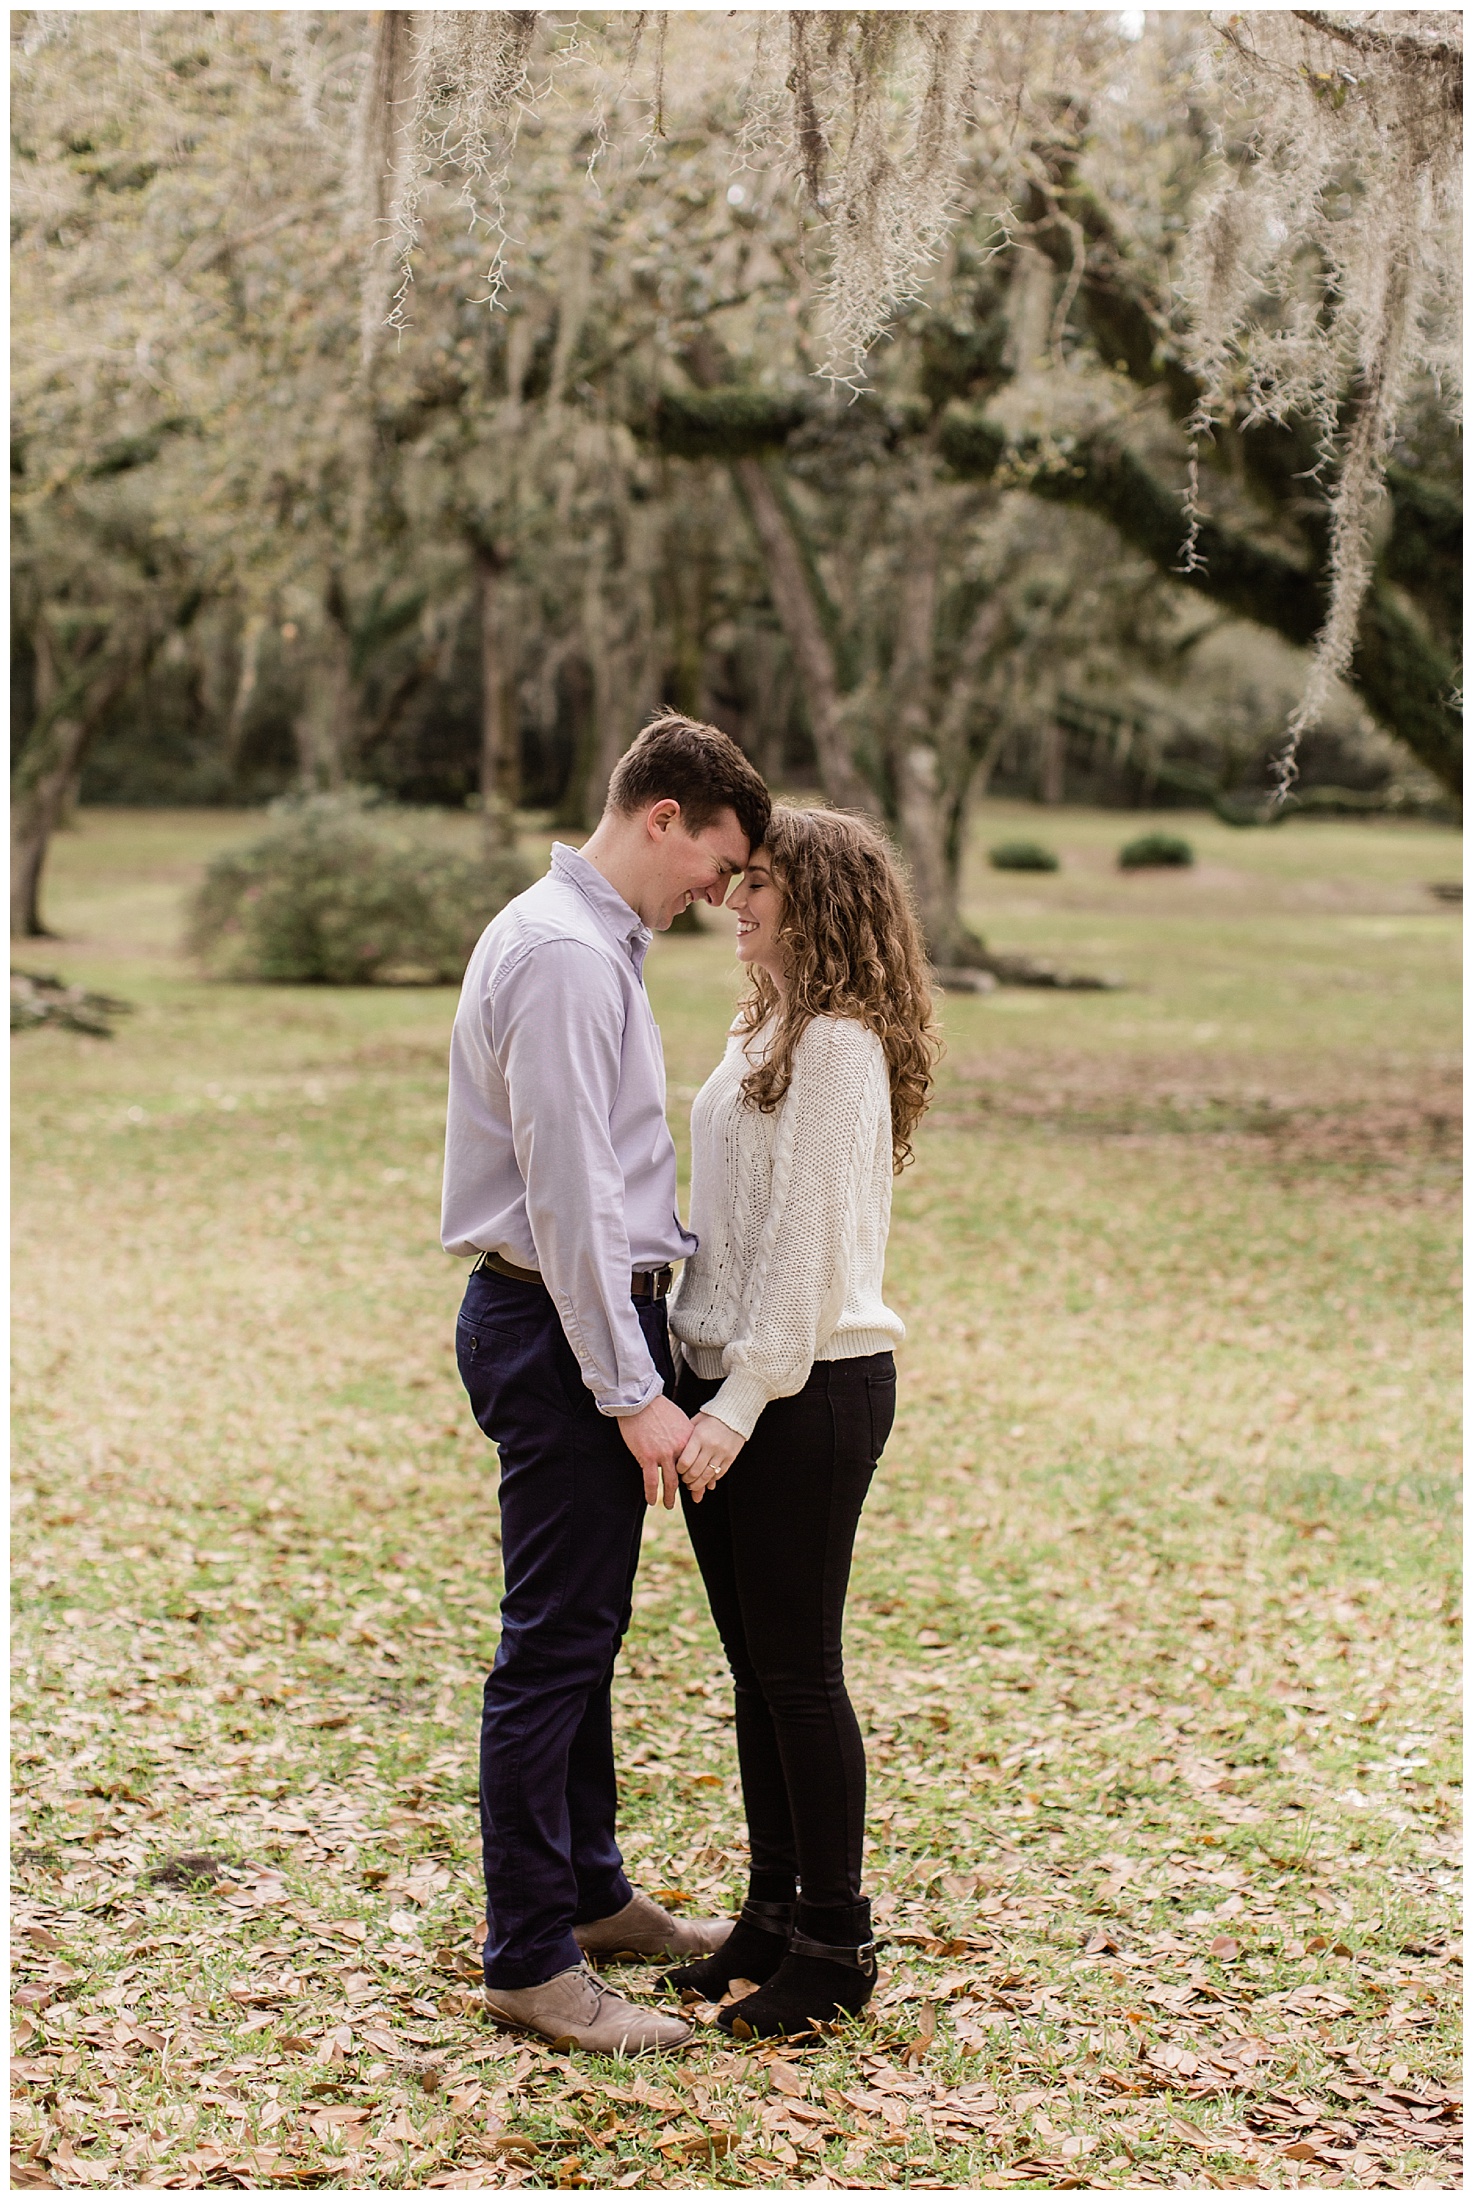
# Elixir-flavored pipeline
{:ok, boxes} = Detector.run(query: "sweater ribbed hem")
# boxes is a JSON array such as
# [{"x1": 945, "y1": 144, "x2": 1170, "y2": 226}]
[
  {"x1": 681, "y1": 1343, "x2": 738, "y2": 1382},
  {"x1": 684, "y1": 1328, "x2": 901, "y2": 1442},
  {"x1": 681, "y1": 1328, "x2": 901, "y2": 1384}
]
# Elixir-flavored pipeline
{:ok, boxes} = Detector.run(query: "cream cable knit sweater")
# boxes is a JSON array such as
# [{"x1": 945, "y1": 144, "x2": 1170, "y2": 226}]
[{"x1": 669, "y1": 1013, "x2": 903, "y2": 1440}]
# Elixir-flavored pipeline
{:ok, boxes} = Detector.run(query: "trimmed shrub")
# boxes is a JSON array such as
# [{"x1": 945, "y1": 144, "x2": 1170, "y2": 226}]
[
  {"x1": 989, "y1": 840, "x2": 1060, "y2": 873},
  {"x1": 1119, "y1": 832, "x2": 1194, "y2": 871},
  {"x1": 187, "y1": 793, "x2": 531, "y2": 984}
]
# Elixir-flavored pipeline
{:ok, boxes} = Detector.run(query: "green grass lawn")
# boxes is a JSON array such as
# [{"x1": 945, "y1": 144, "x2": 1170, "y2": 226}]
[{"x1": 11, "y1": 802, "x2": 1462, "y2": 2191}]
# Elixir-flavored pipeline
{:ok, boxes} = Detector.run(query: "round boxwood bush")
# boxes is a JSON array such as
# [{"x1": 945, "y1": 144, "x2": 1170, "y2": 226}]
[
  {"x1": 187, "y1": 793, "x2": 531, "y2": 984},
  {"x1": 989, "y1": 840, "x2": 1060, "y2": 872},
  {"x1": 1118, "y1": 831, "x2": 1194, "y2": 871}
]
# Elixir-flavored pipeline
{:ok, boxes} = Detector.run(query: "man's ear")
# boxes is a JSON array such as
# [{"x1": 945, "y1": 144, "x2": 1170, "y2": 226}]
[{"x1": 646, "y1": 799, "x2": 681, "y2": 840}]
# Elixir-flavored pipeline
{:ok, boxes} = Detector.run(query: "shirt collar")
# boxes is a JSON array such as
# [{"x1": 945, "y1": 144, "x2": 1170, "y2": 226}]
[{"x1": 550, "y1": 843, "x2": 652, "y2": 968}]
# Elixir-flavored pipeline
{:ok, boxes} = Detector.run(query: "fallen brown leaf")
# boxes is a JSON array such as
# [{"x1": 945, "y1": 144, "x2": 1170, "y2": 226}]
[
  {"x1": 485, "y1": 2132, "x2": 541, "y2": 2160},
  {"x1": 903, "y1": 1999, "x2": 937, "y2": 2066}
]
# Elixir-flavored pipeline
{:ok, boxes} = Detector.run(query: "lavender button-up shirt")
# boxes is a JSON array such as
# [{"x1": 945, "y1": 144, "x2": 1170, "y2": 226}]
[{"x1": 441, "y1": 843, "x2": 696, "y2": 1417}]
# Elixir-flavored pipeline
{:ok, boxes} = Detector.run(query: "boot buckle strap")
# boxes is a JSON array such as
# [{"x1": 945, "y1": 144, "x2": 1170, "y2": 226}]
[
  {"x1": 738, "y1": 1899, "x2": 796, "y2": 1935},
  {"x1": 788, "y1": 1930, "x2": 878, "y2": 1978}
]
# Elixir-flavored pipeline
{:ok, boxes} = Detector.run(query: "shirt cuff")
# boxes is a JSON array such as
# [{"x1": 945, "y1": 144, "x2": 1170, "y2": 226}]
[
  {"x1": 599, "y1": 1370, "x2": 667, "y2": 1419},
  {"x1": 702, "y1": 1369, "x2": 774, "y2": 1442}
]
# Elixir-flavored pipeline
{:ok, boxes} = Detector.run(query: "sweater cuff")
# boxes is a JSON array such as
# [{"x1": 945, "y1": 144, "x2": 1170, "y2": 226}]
[{"x1": 702, "y1": 1370, "x2": 775, "y2": 1443}]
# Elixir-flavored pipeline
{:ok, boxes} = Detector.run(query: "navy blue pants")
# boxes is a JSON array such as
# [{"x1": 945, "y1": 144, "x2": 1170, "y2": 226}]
[{"x1": 456, "y1": 1267, "x2": 675, "y2": 1989}]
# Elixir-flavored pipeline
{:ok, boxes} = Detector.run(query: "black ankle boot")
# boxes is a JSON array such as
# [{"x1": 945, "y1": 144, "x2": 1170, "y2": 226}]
[
  {"x1": 717, "y1": 1899, "x2": 877, "y2": 2041},
  {"x1": 663, "y1": 1898, "x2": 794, "y2": 2000}
]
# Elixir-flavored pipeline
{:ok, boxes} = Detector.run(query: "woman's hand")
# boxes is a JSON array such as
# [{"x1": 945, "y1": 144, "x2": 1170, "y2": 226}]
[{"x1": 676, "y1": 1411, "x2": 745, "y2": 1502}]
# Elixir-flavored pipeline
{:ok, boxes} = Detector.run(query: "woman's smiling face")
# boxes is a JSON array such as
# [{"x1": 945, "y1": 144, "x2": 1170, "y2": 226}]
[{"x1": 728, "y1": 848, "x2": 786, "y2": 985}]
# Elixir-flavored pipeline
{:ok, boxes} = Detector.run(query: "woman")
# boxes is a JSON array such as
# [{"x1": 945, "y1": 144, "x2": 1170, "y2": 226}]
[{"x1": 665, "y1": 804, "x2": 939, "y2": 2040}]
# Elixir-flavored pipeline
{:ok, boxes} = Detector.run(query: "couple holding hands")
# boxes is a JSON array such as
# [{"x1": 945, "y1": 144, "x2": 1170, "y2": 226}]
[{"x1": 442, "y1": 714, "x2": 938, "y2": 2053}]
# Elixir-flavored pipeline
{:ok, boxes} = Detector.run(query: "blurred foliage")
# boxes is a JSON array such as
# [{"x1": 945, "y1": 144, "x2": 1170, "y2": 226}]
[
  {"x1": 988, "y1": 841, "x2": 1059, "y2": 874},
  {"x1": 1118, "y1": 833, "x2": 1194, "y2": 872},
  {"x1": 185, "y1": 794, "x2": 529, "y2": 985}
]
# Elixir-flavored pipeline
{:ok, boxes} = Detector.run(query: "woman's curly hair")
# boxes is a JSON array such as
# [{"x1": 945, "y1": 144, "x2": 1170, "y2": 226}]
[{"x1": 735, "y1": 804, "x2": 940, "y2": 1171}]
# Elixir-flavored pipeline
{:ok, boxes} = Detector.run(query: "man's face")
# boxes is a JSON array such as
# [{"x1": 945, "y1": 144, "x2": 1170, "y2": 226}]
[{"x1": 647, "y1": 804, "x2": 751, "y2": 930}]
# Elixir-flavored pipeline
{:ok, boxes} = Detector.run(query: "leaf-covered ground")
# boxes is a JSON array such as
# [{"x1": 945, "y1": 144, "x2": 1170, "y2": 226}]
[{"x1": 11, "y1": 805, "x2": 1462, "y2": 2191}]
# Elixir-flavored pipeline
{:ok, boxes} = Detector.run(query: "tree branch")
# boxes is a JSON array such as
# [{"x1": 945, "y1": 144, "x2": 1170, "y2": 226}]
[
  {"x1": 940, "y1": 408, "x2": 1462, "y2": 794},
  {"x1": 728, "y1": 456, "x2": 876, "y2": 816}
]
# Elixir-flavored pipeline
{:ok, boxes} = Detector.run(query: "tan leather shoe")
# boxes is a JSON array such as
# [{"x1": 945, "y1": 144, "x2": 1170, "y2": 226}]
[
  {"x1": 575, "y1": 1888, "x2": 734, "y2": 1962},
  {"x1": 482, "y1": 1963, "x2": 692, "y2": 2054}
]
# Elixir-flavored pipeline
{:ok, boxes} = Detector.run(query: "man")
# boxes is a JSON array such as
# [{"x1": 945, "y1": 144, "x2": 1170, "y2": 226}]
[{"x1": 442, "y1": 713, "x2": 771, "y2": 2053}]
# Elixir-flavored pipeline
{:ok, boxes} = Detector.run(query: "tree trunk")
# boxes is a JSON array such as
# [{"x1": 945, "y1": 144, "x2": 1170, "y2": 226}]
[
  {"x1": 746, "y1": 626, "x2": 792, "y2": 787},
  {"x1": 583, "y1": 598, "x2": 660, "y2": 827},
  {"x1": 477, "y1": 547, "x2": 519, "y2": 854},
  {"x1": 933, "y1": 595, "x2": 1009, "y2": 808},
  {"x1": 885, "y1": 499, "x2": 1000, "y2": 965},
  {"x1": 885, "y1": 521, "x2": 961, "y2": 957},
  {"x1": 11, "y1": 748, "x2": 83, "y2": 938},
  {"x1": 581, "y1": 563, "x2": 620, "y2": 826},
  {"x1": 576, "y1": 509, "x2": 661, "y2": 827},
  {"x1": 662, "y1": 514, "x2": 708, "y2": 718},
  {"x1": 224, "y1": 609, "x2": 268, "y2": 770},
  {"x1": 895, "y1": 742, "x2": 969, "y2": 958},
  {"x1": 11, "y1": 647, "x2": 130, "y2": 938},
  {"x1": 356, "y1": 10, "x2": 418, "y2": 372},
  {"x1": 553, "y1": 652, "x2": 598, "y2": 830},
  {"x1": 293, "y1": 637, "x2": 352, "y2": 789},
  {"x1": 363, "y1": 650, "x2": 436, "y2": 762},
  {"x1": 969, "y1": 715, "x2": 1013, "y2": 800},
  {"x1": 1038, "y1": 722, "x2": 1066, "y2": 804},
  {"x1": 729, "y1": 456, "x2": 877, "y2": 817},
  {"x1": 674, "y1": 336, "x2": 876, "y2": 816}
]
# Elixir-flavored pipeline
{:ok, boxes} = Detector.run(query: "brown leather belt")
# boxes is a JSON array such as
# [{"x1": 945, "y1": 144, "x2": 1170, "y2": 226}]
[{"x1": 474, "y1": 1249, "x2": 672, "y2": 1303}]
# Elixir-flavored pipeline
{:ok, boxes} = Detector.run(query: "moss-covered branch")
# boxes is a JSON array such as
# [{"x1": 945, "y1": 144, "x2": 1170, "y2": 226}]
[
  {"x1": 1384, "y1": 465, "x2": 1462, "y2": 653},
  {"x1": 641, "y1": 344, "x2": 1462, "y2": 796},
  {"x1": 647, "y1": 387, "x2": 810, "y2": 462},
  {"x1": 1020, "y1": 143, "x2": 1460, "y2": 657},
  {"x1": 940, "y1": 407, "x2": 1462, "y2": 794}
]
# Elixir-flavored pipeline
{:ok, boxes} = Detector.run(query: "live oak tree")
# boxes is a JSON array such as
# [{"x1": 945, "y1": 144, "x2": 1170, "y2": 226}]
[
  {"x1": 366, "y1": 9, "x2": 1460, "y2": 795},
  {"x1": 939, "y1": 14, "x2": 1462, "y2": 801},
  {"x1": 11, "y1": 10, "x2": 1461, "y2": 952},
  {"x1": 11, "y1": 13, "x2": 362, "y2": 930}
]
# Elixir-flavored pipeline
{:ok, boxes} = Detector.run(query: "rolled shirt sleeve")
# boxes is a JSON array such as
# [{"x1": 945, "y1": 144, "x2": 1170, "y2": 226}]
[{"x1": 491, "y1": 939, "x2": 665, "y2": 1418}]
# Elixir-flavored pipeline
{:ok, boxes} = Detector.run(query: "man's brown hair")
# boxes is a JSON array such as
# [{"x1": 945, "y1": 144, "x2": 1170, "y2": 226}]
[{"x1": 607, "y1": 712, "x2": 770, "y2": 853}]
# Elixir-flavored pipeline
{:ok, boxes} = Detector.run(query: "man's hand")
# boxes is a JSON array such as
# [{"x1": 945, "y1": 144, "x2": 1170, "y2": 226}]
[
  {"x1": 619, "y1": 1394, "x2": 695, "y2": 1509},
  {"x1": 676, "y1": 1411, "x2": 745, "y2": 1503}
]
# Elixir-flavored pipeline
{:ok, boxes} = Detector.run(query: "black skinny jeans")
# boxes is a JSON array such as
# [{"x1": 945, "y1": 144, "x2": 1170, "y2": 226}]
[{"x1": 676, "y1": 1352, "x2": 896, "y2": 1908}]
